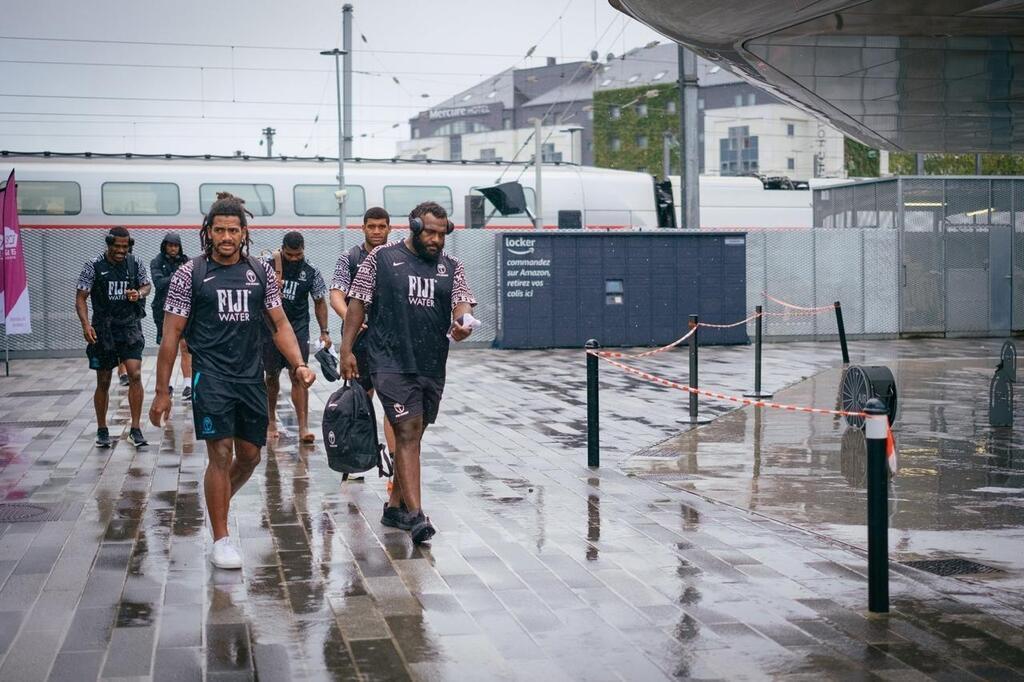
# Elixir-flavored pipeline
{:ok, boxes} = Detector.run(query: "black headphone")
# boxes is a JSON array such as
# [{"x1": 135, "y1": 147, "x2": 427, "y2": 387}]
[
  {"x1": 409, "y1": 214, "x2": 455, "y2": 235},
  {"x1": 105, "y1": 228, "x2": 135, "y2": 248}
]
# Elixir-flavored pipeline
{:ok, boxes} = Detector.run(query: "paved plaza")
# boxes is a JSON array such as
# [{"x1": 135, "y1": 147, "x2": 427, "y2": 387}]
[{"x1": 0, "y1": 339, "x2": 1023, "y2": 680}]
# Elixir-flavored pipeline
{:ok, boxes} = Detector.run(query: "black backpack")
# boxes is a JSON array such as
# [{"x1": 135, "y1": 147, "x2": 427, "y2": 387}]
[{"x1": 322, "y1": 382, "x2": 393, "y2": 480}]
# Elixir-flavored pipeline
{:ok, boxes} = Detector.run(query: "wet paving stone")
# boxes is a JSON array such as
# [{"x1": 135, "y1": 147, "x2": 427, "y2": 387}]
[{"x1": 0, "y1": 344, "x2": 1022, "y2": 679}]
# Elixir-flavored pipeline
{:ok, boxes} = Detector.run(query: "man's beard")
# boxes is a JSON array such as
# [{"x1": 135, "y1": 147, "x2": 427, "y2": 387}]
[{"x1": 411, "y1": 234, "x2": 440, "y2": 262}]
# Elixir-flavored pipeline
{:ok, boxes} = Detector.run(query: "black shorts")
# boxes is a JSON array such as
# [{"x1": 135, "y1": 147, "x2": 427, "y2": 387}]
[
  {"x1": 190, "y1": 372, "x2": 269, "y2": 447},
  {"x1": 153, "y1": 308, "x2": 165, "y2": 344},
  {"x1": 263, "y1": 329, "x2": 310, "y2": 375},
  {"x1": 86, "y1": 323, "x2": 144, "y2": 371},
  {"x1": 372, "y1": 373, "x2": 445, "y2": 425}
]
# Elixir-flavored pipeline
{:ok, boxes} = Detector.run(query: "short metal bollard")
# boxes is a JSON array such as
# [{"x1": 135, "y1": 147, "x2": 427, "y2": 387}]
[
  {"x1": 834, "y1": 301, "x2": 850, "y2": 365},
  {"x1": 864, "y1": 398, "x2": 890, "y2": 613},
  {"x1": 744, "y1": 305, "x2": 773, "y2": 399},
  {"x1": 682, "y1": 315, "x2": 712, "y2": 425},
  {"x1": 585, "y1": 339, "x2": 600, "y2": 468}
]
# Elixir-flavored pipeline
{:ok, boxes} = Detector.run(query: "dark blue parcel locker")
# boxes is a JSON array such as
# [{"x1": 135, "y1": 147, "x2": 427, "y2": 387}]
[{"x1": 496, "y1": 232, "x2": 747, "y2": 349}]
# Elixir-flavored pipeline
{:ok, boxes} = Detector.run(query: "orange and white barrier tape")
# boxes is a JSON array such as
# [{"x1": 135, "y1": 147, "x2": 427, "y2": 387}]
[
  {"x1": 589, "y1": 351, "x2": 866, "y2": 418},
  {"x1": 596, "y1": 326, "x2": 696, "y2": 359},
  {"x1": 764, "y1": 293, "x2": 836, "y2": 313},
  {"x1": 696, "y1": 312, "x2": 762, "y2": 329}
]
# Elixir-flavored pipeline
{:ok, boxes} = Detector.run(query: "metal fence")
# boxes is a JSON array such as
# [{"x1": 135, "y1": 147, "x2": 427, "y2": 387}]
[
  {"x1": 746, "y1": 228, "x2": 900, "y2": 339},
  {"x1": 2, "y1": 224, "x2": 902, "y2": 355},
  {"x1": 0, "y1": 228, "x2": 501, "y2": 354},
  {"x1": 815, "y1": 176, "x2": 1024, "y2": 336}
]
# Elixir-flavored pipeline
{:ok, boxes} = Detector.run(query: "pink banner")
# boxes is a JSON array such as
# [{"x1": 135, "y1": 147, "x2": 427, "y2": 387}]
[{"x1": 2, "y1": 171, "x2": 31, "y2": 334}]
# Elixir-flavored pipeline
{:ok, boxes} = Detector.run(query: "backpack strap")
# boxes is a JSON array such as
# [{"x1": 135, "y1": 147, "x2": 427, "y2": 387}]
[
  {"x1": 183, "y1": 255, "x2": 208, "y2": 340},
  {"x1": 346, "y1": 244, "x2": 364, "y2": 284},
  {"x1": 272, "y1": 249, "x2": 284, "y2": 287}
]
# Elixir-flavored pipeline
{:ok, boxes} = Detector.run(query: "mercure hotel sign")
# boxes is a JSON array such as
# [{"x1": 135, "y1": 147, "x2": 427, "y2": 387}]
[{"x1": 428, "y1": 104, "x2": 491, "y2": 120}]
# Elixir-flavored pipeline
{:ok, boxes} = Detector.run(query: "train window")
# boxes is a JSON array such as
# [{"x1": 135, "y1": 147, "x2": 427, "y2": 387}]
[
  {"x1": 199, "y1": 183, "x2": 275, "y2": 216},
  {"x1": 470, "y1": 186, "x2": 536, "y2": 219},
  {"x1": 16, "y1": 181, "x2": 81, "y2": 215},
  {"x1": 383, "y1": 185, "x2": 453, "y2": 218},
  {"x1": 293, "y1": 184, "x2": 366, "y2": 217},
  {"x1": 102, "y1": 182, "x2": 180, "y2": 216}
]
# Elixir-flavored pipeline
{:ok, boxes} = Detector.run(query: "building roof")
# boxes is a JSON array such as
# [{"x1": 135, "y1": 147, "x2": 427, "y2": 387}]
[
  {"x1": 594, "y1": 42, "x2": 743, "y2": 91},
  {"x1": 521, "y1": 73, "x2": 597, "y2": 108},
  {"x1": 429, "y1": 68, "x2": 516, "y2": 111}
]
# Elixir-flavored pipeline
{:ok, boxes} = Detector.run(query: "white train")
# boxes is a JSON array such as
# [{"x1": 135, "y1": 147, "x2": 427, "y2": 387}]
[
  {"x1": 2, "y1": 152, "x2": 835, "y2": 230},
  {"x1": 1, "y1": 154, "x2": 659, "y2": 231}
]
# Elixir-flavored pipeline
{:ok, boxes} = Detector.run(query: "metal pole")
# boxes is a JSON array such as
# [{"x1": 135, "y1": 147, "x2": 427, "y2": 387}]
[
  {"x1": 916, "y1": 153, "x2": 925, "y2": 175},
  {"x1": 679, "y1": 46, "x2": 700, "y2": 229},
  {"x1": 744, "y1": 306, "x2": 772, "y2": 399},
  {"x1": 585, "y1": 339, "x2": 600, "y2": 467},
  {"x1": 689, "y1": 314, "x2": 699, "y2": 420},
  {"x1": 865, "y1": 398, "x2": 890, "y2": 613},
  {"x1": 342, "y1": 4, "x2": 353, "y2": 161},
  {"x1": 334, "y1": 52, "x2": 346, "y2": 230},
  {"x1": 262, "y1": 127, "x2": 275, "y2": 157},
  {"x1": 534, "y1": 117, "x2": 544, "y2": 230},
  {"x1": 834, "y1": 301, "x2": 850, "y2": 364},
  {"x1": 662, "y1": 131, "x2": 671, "y2": 179},
  {"x1": 975, "y1": 153, "x2": 983, "y2": 175}
]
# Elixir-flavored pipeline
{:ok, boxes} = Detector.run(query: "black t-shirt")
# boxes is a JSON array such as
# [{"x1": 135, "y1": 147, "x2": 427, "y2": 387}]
[
  {"x1": 77, "y1": 254, "x2": 151, "y2": 327},
  {"x1": 348, "y1": 241, "x2": 476, "y2": 378},
  {"x1": 268, "y1": 257, "x2": 327, "y2": 335},
  {"x1": 164, "y1": 257, "x2": 282, "y2": 383}
]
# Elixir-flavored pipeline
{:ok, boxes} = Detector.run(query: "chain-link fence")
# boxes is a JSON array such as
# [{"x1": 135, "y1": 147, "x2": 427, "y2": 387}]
[{"x1": 0, "y1": 228, "x2": 502, "y2": 355}]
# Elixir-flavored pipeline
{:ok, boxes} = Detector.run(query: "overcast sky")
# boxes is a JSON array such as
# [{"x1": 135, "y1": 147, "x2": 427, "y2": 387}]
[{"x1": 0, "y1": 0, "x2": 664, "y2": 159}]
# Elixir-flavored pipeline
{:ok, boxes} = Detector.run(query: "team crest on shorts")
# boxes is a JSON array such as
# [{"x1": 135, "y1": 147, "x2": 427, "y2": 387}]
[
  {"x1": 328, "y1": 430, "x2": 336, "y2": 447},
  {"x1": 393, "y1": 403, "x2": 408, "y2": 417},
  {"x1": 202, "y1": 416, "x2": 215, "y2": 435}
]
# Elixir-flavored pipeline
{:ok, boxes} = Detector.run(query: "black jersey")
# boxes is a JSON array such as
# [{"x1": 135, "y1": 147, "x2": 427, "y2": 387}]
[
  {"x1": 268, "y1": 257, "x2": 326, "y2": 334},
  {"x1": 164, "y1": 257, "x2": 282, "y2": 383},
  {"x1": 348, "y1": 241, "x2": 475, "y2": 378},
  {"x1": 76, "y1": 254, "x2": 151, "y2": 326}
]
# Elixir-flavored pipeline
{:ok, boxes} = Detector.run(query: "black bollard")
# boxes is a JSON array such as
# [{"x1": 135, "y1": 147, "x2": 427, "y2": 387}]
[
  {"x1": 585, "y1": 339, "x2": 600, "y2": 468},
  {"x1": 834, "y1": 301, "x2": 850, "y2": 365},
  {"x1": 864, "y1": 398, "x2": 889, "y2": 613},
  {"x1": 683, "y1": 316, "x2": 711, "y2": 425},
  {"x1": 744, "y1": 305, "x2": 773, "y2": 399}
]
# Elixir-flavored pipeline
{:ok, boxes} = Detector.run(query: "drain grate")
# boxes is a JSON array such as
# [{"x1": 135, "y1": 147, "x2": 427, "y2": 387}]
[
  {"x1": 4, "y1": 389, "x2": 82, "y2": 398},
  {"x1": 901, "y1": 558, "x2": 1003, "y2": 577},
  {"x1": 0, "y1": 420, "x2": 69, "y2": 428},
  {"x1": 0, "y1": 502, "x2": 67, "y2": 523}
]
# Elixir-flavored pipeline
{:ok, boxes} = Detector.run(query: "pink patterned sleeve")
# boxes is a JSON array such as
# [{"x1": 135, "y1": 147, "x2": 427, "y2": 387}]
[
  {"x1": 451, "y1": 257, "x2": 476, "y2": 310},
  {"x1": 262, "y1": 260, "x2": 282, "y2": 309},
  {"x1": 163, "y1": 260, "x2": 194, "y2": 317}
]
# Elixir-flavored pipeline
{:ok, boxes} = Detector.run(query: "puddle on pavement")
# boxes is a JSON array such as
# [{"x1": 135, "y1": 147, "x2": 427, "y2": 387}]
[{"x1": 624, "y1": 344, "x2": 1024, "y2": 587}]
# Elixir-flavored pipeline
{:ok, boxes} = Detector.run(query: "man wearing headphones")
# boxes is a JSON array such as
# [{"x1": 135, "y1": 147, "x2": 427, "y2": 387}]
[
  {"x1": 340, "y1": 201, "x2": 476, "y2": 544},
  {"x1": 75, "y1": 225, "x2": 151, "y2": 448}
]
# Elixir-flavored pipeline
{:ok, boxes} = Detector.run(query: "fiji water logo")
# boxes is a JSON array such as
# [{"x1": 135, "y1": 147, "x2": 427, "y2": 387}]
[
  {"x1": 327, "y1": 430, "x2": 336, "y2": 447},
  {"x1": 281, "y1": 280, "x2": 299, "y2": 301},
  {"x1": 216, "y1": 289, "x2": 251, "y2": 322},
  {"x1": 202, "y1": 416, "x2": 215, "y2": 435}
]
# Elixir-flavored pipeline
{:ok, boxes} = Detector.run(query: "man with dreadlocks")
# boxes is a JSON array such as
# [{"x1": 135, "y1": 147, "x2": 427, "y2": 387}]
[{"x1": 150, "y1": 192, "x2": 315, "y2": 570}]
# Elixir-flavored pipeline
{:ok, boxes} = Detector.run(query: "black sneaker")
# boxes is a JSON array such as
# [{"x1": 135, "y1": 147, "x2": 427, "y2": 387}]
[
  {"x1": 181, "y1": 386, "x2": 192, "y2": 402},
  {"x1": 381, "y1": 502, "x2": 412, "y2": 530},
  {"x1": 95, "y1": 428, "x2": 112, "y2": 448},
  {"x1": 128, "y1": 428, "x2": 147, "y2": 447},
  {"x1": 119, "y1": 374, "x2": 129, "y2": 387},
  {"x1": 168, "y1": 385, "x2": 174, "y2": 397},
  {"x1": 409, "y1": 511, "x2": 436, "y2": 544}
]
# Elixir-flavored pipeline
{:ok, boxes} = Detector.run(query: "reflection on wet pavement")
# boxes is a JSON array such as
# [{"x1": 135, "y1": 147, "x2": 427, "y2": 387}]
[
  {"x1": 625, "y1": 339, "x2": 1024, "y2": 601},
  {"x1": 0, "y1": 340, "x2": 1021, "y2": 679}
]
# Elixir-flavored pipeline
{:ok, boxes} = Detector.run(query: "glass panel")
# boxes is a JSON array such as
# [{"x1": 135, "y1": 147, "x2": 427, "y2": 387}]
[
  {"x1": 383, "y1": 185, "x2": 453, "y2": 218},
  {"x1": 102, "y1": 182, "x2": 179, "y2": 216},
  {"x1": 199, "y1": 183, "x2": 275, "y2": 216},
  {"x1": 293, "y1": 184, "x2": 366, "y2": 217},
  {"x1": 15, "y1": 181, "x2": 81, "y2": 215}
]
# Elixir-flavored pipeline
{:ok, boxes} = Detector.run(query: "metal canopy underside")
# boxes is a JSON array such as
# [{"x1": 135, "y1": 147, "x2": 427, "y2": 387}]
[{"x1": 613, "y1": 0, "x2": 1024, "y2": 153}]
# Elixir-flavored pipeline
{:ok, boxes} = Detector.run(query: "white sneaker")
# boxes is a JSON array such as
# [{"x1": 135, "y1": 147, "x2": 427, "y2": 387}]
[{"x1": 211, "y1": 537, "x2": 242, "y2": 569}]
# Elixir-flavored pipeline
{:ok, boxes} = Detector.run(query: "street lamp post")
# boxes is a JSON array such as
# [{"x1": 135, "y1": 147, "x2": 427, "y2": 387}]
[{"x1": 321, "y1": 48, "x2": 349, "y2": 231}]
